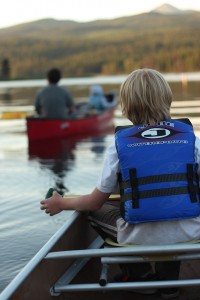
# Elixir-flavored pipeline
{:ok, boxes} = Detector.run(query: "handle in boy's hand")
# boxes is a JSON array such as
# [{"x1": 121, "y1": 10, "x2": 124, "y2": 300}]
[
  {"x1": 45, "y1": 188, "x2": 64, "y2": 199},
  {"x1": 45, "y1": 188, "x2": 120, "y2": 200}
]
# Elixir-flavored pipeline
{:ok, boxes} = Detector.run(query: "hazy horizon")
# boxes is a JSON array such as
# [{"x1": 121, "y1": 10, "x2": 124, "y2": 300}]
[{"x1": 0, "y1": 0, "x2": 200, "y2": 29}]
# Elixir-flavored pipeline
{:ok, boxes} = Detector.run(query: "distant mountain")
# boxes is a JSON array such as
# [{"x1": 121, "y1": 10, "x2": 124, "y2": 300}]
[
  {"x1": 151, "y1": 3, "x2": 196, "y2": 15},
  {"x1": 0, "y1": 9, "x2": 199, "y2": 39},
  {"x1": 0, "y1": 4, "x2": 198, "y2": 38},
  {"x1": 0, "y1": 6, "x2": 200, "y2": 79}
]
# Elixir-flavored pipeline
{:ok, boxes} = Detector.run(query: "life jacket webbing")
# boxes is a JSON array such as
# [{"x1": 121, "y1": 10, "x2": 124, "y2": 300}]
[
  {"x1": 129, "y1": 168, "x2": 139, "y2": 208},
  {"x1": 119, "y1": 173, "x2": 188, "y2": 189},
  {"x1": 121, "y1": 186, "x2": 190, "y2": 202},
  {"x1": 187, "y1": 164, "x2": 198, "y2": 203},
  {"x1": 120, "y1": 163, "x2": 199, "y2": 208}
]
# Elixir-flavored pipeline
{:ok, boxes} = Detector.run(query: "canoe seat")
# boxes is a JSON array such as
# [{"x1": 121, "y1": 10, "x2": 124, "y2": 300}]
[
  {"x1": 47, "y1": 235, "x2": 200, "y2": 296},
  {"x1": 98, "y1": 237, "x2": 200, "y2": 289},
  {"x1": 103, "y1": 237, "x2": 200, "y2": 262}
]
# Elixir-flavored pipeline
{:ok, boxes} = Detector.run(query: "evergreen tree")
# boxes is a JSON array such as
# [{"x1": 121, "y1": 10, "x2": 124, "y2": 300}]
[{"x1": 1, "y1": 58, "x2": 10, "y2": 79}]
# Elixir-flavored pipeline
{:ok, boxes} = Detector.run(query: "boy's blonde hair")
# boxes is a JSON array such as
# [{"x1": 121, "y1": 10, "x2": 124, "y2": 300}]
[{"x1": 120, "y1": 68, "x2": 173, "y2": 125}]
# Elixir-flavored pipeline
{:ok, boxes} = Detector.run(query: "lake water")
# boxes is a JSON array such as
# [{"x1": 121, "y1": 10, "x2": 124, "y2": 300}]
[{"x1": 0, "y1": 74, "x2": 200, "y2": 294}]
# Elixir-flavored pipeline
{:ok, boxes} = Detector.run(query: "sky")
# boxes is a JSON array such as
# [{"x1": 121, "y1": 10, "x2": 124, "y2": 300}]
[{"x1": 0, "y1": 0, "x2": 200, "y2": 29}]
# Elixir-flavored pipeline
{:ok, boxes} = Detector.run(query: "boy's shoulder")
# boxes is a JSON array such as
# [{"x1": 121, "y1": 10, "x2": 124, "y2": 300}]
[{"x1": 175, "y1": 118, "x2": 193, "y2": 126}]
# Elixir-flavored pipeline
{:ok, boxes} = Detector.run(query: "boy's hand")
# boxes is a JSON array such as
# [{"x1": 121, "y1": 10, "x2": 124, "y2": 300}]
[{"x1": 40, "y1": 191, "x2": 64, "y2": 216}]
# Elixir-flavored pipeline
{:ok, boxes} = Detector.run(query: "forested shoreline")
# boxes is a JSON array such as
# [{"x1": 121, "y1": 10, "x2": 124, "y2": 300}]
[{"x1": 0, "y1": 12, "x2": 200, "y2": 80}]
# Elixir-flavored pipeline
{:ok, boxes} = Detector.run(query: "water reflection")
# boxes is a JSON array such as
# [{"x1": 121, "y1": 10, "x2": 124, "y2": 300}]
[
  {"x1": 90, "y1": 136, "x2": 106, "y2": 156},
  {"x1": 0, "y1": 88, "x2": 12, "y2": 103},
  {"x1": 28, "y1": 138, "x2": 76, "y2": 194},
  {"x1": 28, "y1": 126, "x2": 114, "y2": 194}
]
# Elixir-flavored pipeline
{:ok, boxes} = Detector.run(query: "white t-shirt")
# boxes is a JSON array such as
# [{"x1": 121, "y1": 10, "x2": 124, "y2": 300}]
[{"x1": 96, "y1": 136, "x2": 200, "y2": 245}]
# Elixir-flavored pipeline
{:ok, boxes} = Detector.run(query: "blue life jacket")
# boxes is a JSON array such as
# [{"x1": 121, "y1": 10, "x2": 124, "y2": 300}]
[{"x1": 115, "y1": 119, "x2": 200, "y2": 224}]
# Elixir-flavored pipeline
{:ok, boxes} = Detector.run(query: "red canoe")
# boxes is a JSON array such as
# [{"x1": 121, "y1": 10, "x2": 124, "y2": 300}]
[{"x1": 26, "y1": 108, "x2": 115, "y2": 141}]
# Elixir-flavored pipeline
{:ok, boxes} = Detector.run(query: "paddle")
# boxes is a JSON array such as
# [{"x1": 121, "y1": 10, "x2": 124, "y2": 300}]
[
  {"x1": 45, "y1": 188, "x2": 120, "y2": 200},
  {"x1": 45, "y1": 188, "x2": 64, "y2": 199}
]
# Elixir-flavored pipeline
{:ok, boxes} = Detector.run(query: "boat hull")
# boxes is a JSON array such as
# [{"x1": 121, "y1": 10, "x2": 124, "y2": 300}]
[
  {"x1": 26, "y1": 108, "x2": 115, "y2": 141},
  {"x1": 2, "y1": 205, "x2": 200, "y2": 300},
  {"x1": 2, "y1": 212, "x2": 102, "y2": 300}
]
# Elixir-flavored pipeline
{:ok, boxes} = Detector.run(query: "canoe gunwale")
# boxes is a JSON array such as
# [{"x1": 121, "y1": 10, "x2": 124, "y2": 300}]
[{"x1": 0, "y1": 211, "x2": 80, "y2": 300}]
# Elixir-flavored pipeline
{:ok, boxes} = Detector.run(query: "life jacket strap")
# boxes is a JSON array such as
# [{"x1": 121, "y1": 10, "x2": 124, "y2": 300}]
[
  {"x1": 119, "y1": 173, "x2": 188, "y2": 189},
  {"x1": 129, "y1": 169, "x2": 139, "y2": 208},
  {"x1": 195, "y1": 164, "x2": 200, "y2": 197},
  {"x1": 119, "y1": 164, "x2": 200, "y2": 207},
  {"x1": 187, "y1": 164, "x2": 198, "y2": 203},
  {"x1": 121, "y1": 186, "x2": 191, "y2": 201}
]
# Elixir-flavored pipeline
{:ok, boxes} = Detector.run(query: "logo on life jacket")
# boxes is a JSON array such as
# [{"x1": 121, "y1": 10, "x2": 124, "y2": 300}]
[{"x1": 141, "y1": 128, "x2": 170, "y2": 139}]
